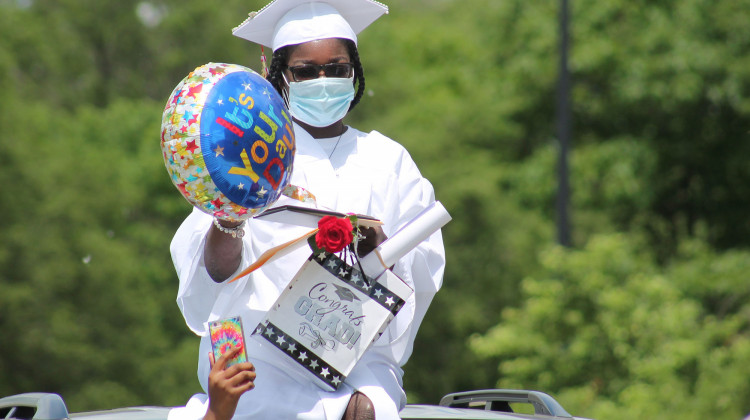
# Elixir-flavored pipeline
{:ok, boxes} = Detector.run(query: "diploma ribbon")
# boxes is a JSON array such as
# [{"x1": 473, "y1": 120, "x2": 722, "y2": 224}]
[
  {"x1": 229, "y1": 228, "x2": 318, "y2": 283},
  {"x1": 299, "y1": 322, "x2": 336, "y2": 350}
]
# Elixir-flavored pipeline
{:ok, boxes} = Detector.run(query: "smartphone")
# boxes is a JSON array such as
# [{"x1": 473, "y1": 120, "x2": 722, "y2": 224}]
[{"x1": 208, "y1": 316, "x2": 248, "y2": 368}]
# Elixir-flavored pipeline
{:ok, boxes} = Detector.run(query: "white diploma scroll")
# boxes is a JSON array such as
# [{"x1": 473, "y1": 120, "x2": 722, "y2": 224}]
[{"x1": 360, "y1": 201, "x2": 452, "y2": 276}]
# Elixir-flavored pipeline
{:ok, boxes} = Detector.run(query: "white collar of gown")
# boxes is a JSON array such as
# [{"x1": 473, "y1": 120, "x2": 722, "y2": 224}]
[{"x1": 290, "y1": 123, "x2": 372, "y2": 214}]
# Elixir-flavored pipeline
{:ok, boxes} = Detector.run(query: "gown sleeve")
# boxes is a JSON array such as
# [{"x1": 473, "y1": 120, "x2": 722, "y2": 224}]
[
  {"x1": 375, "y1": 132, "x2": 445, "y2": 366},
  {"x1": 170, "y1": 207, "x2": 254, "y2": 336}
]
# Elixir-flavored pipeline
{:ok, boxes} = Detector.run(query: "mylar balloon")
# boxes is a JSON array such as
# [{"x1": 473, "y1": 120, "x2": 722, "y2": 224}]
[{"x1": 161, "y1": 62, "x2": 295, "y2": 221}]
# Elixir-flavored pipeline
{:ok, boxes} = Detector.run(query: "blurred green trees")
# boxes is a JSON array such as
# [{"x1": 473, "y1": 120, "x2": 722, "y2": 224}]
[
  {"x1": 471, "y1": 234, "x2": 750, "y2": 419},
  {"x1": 1, "y1": 0, "x2": 749, "y2": 419}
]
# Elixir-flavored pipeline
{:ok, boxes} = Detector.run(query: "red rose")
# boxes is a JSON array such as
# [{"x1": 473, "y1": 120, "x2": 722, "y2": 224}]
[{"x1": 316, "y1": 215, "x2": 354, "y2": 253}]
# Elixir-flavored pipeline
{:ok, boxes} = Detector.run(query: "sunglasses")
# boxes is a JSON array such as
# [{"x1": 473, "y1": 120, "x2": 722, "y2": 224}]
[{"x1": 286, "y1": 63, "x2": 354, "y2": 82}]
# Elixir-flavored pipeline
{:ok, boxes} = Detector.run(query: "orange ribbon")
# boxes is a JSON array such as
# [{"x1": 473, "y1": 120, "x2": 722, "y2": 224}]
[{"x1": 229, "y1": 228, "x2": 318, "y2": 283}]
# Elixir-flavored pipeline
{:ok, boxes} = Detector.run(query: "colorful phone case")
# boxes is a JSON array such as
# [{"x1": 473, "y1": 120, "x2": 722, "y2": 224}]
[{"x1": 209, "y1": 316, "x2": 248, "y2": 368}]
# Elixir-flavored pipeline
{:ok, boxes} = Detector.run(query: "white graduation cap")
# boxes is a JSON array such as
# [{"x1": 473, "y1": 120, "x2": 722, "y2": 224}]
[{"x1": 233, "y1": 0, "x2": 389, "y2": 51}]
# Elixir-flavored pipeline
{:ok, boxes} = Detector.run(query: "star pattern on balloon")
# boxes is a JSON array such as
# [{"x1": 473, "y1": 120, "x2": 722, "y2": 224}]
[
  {"x1": 171, "y1": 90, "x2": 183, "y2": 105},
  {"x1": 209, "y1": 66, "x2": 227, "y2": 76},
  {"x1": 186, "y1": 83, "x2": 203, "y2": 99},
  {"x1": 176, "y1": 182, "x2": 188, "y2": 196},
  {"x1": 185, "y1": 140, "x2": 198, "y2": 154}
]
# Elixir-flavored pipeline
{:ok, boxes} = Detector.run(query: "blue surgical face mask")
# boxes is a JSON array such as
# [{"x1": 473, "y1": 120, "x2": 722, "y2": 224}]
[{"x1": 284, "y1": 75, "x2": 355, "y2": 128}]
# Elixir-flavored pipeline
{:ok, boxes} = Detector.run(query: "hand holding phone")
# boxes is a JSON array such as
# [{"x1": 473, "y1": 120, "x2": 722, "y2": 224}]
[
  {"x1": 207, "y1": 332, "x2": 256, "y2": 420},
  {"x1": 209, "y1": 316, "x2": 248, "y2": 368}
]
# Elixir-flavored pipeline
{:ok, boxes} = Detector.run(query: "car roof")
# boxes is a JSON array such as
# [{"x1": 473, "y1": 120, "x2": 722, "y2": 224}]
[
  {"x1": 65, "y1": 406, "x2": 580, "y2": 420},
  {"x1": 1, "y1": 390, "x2": 592, "y2": 420},
  {"x1": 69, "y1": 407, "x2": 173, "y2": 420},
  {"x1": 401, "y1": 404, "x2": 565, "y2": 419}
]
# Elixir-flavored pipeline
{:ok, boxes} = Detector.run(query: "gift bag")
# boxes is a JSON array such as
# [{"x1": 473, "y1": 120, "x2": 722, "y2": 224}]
[
  {"x1": 243, "y1": 201, "x2": 451, "y2": 390},
  {"x1": 252, "y1": 248, "x2": 413, "y2": 391}
]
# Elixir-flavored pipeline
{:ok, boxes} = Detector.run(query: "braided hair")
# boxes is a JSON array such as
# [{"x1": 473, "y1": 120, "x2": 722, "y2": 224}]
[{"x1": 266, "y1": 39, "x2": 365, "y2": 112}]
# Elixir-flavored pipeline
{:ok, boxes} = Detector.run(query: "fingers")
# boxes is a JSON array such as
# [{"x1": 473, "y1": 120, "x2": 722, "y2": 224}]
[
  {"x1": 224, "y1": 361, "x2": 255, "y2": 374},
  {"x1": 208, "y1": 362, "x2": 256, "y2": 402},
  {"x1": 357, "y1": 226, "x2": 387, "y2": 257},
  {"x1": 213, "y1": 345, "x2": 244, "y2": 372},
  {"x1": 208, "y1": 352, "x2": 256, "y2": 397},
  {"x1": 236, "y1": 375, "x2": 256, "y2": 393},
  {"x1": 210, "y1": 368, "x2": 256, "y2": 390},
  {"x1": 225, "y1": 366, "x2": 256, "y2": 390},
  {"x1": 364, "y1": 226, "x2": 387, "y2": 245},
  {"x1": 223, "y1": 362, "x2": 256, "y2": 383},
  {"x1": 210, "y1": 348, "x2": 256, "y2": 385}
]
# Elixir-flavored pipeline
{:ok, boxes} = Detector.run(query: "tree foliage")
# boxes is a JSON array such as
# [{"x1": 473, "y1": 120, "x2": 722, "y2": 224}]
[{"x1": 470, "y1": 234, "x2": 750, "y2": 420}]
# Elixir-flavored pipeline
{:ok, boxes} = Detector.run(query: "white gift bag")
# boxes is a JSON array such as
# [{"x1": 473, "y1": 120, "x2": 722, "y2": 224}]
[
  {"x1": 252, "y1": 249, "x2": 413, "y2": 390},
  {"x1": 245, "y1": 201, "x2": 451, "y2": 390}
]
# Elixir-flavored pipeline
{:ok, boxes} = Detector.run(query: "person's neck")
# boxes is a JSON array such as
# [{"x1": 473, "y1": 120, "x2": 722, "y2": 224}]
[{"x1": 295, "y1": 119, "x2": 347, "y2": 139}]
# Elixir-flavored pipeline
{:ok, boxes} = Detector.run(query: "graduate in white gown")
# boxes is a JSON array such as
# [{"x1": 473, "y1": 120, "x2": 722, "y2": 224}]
[{"x1": 168, "y1": 1, "x2": 446, "y2": 419}]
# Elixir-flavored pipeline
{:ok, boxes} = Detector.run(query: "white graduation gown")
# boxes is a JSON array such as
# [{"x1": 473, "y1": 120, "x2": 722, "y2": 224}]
[{"x1": 168, "y1": 124, "x2": 445, "y2": 420}]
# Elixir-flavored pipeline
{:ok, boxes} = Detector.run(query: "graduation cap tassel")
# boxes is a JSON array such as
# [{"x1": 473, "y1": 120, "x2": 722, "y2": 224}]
[{"x1": 260, "y1": 46, "x2": 269, "y2": 78}]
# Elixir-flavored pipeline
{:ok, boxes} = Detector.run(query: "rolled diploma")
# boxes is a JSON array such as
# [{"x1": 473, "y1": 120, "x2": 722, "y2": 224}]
[{"x1": 360, "y1": 201, "x2": 451, "y2": 278}]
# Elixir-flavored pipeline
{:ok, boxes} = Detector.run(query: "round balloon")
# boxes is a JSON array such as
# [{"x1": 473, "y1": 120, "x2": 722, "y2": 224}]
[{"x1": 161, "y1": 62, "x2": 295, "y2": 221}]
